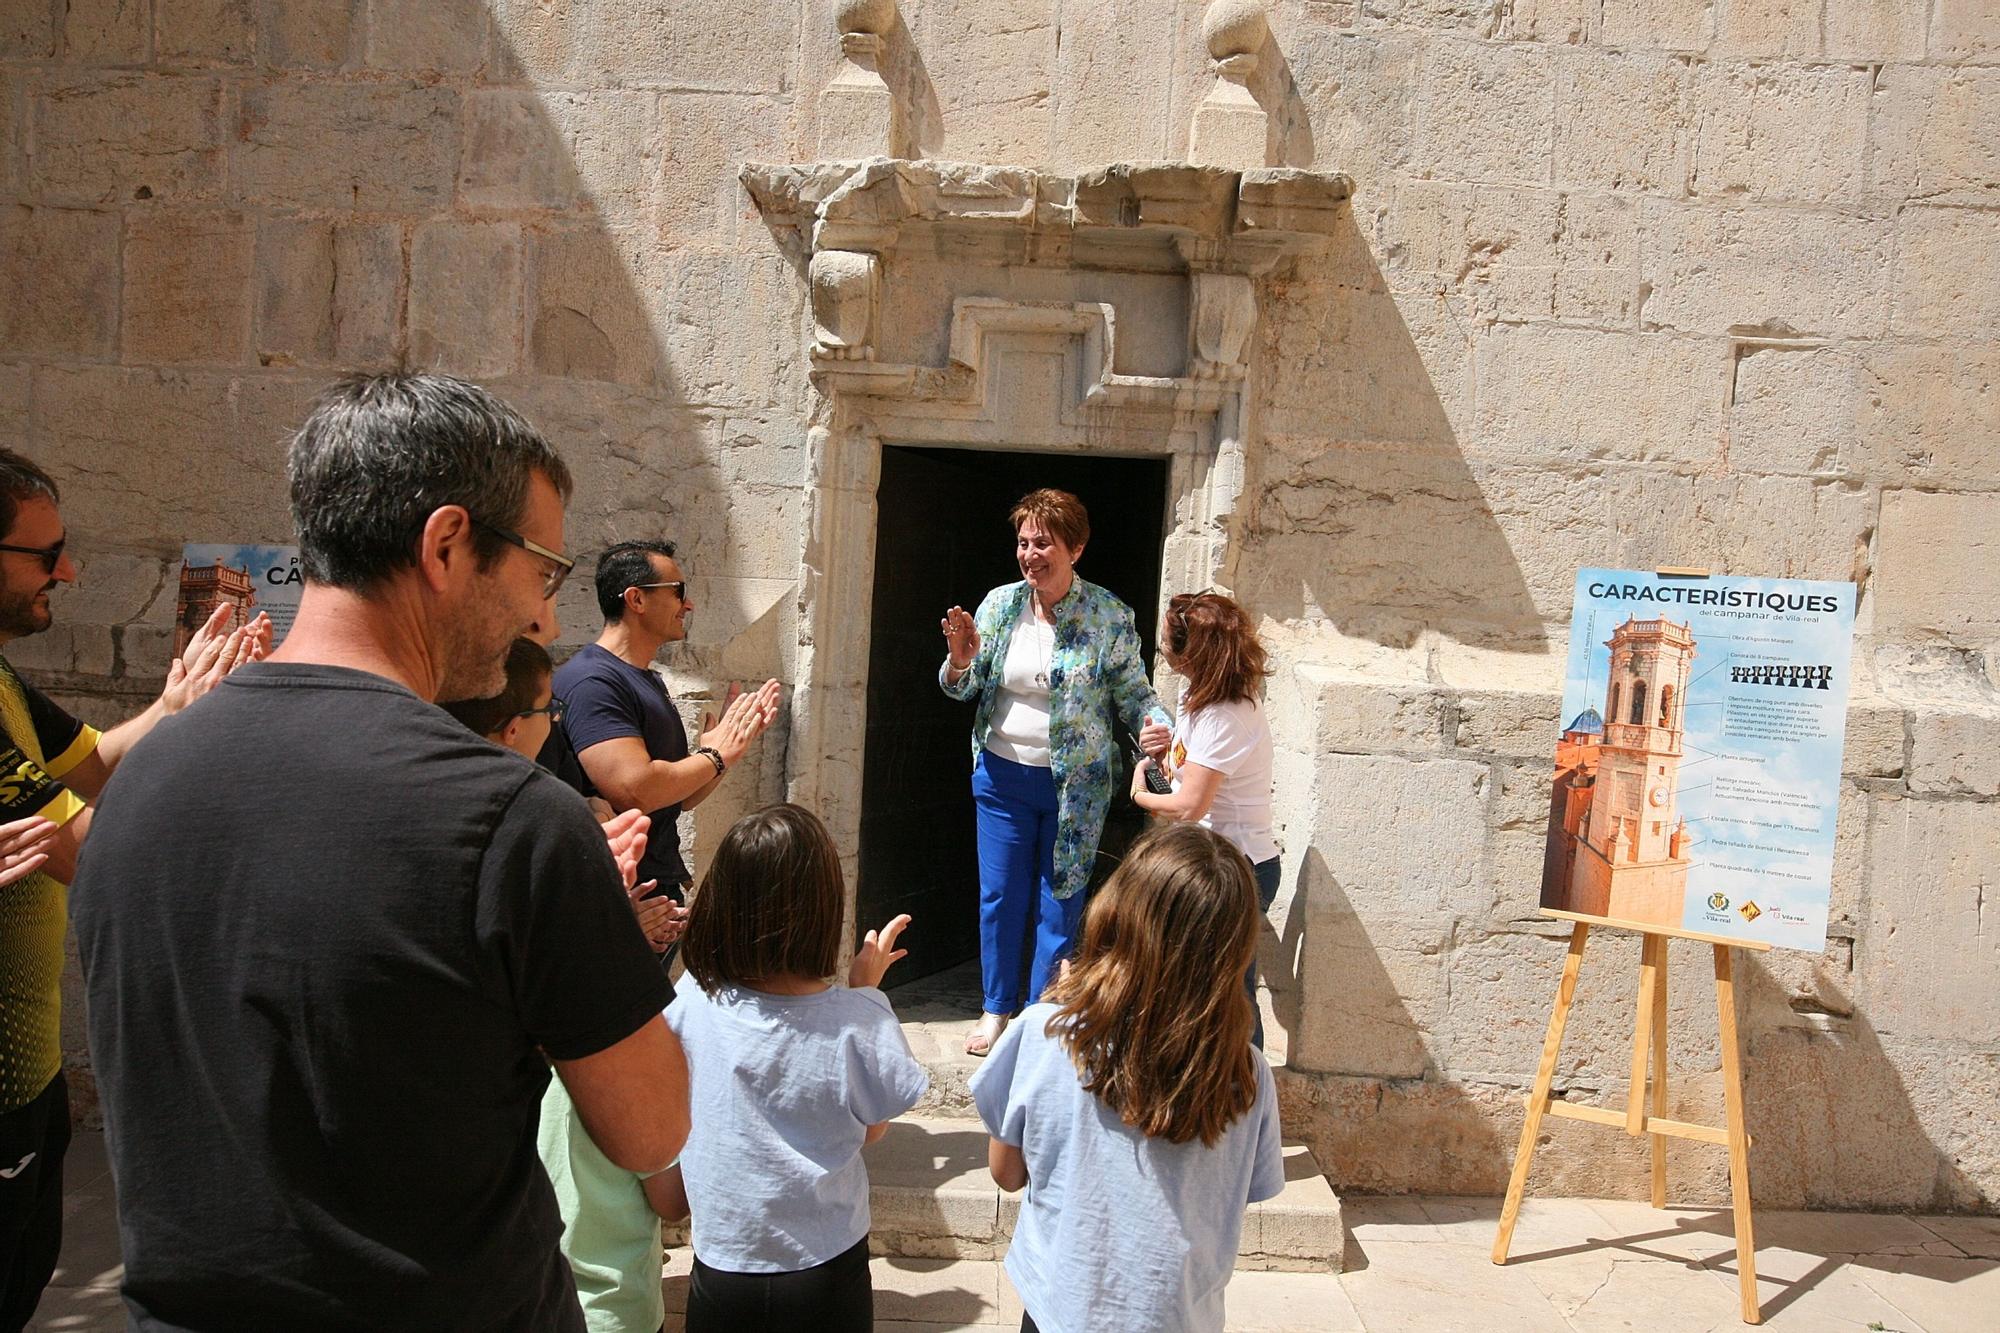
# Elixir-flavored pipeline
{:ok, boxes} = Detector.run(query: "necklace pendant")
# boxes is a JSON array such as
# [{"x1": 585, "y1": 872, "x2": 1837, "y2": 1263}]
[{"x1": 1034, "y1": 671, "x2": 1049, "y2": 688}]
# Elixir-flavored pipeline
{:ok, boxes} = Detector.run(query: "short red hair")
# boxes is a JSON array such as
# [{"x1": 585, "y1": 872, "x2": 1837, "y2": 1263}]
[{"x1": 1009, "y1": 488, "x2": 1089, "y2": 551}]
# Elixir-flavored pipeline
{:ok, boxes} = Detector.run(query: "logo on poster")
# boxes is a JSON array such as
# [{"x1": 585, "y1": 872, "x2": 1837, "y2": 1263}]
[
  {"x1": 1707, "y1": 891, "x2": 1729, "y2": 911},
  {"x1": 1738, "y1": 901, "x2": 1762, "y2": 922}
]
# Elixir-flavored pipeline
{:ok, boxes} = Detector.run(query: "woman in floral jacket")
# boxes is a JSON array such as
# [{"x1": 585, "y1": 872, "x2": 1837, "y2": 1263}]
[{"x1": 939, "y1": 489, "x2": 1169, "y2": 1055}]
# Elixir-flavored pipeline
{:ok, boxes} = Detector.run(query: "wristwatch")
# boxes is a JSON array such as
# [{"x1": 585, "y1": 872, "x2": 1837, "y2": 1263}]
[{"x1": 693, "y1": 745, "x2": 726, "y2": 776}]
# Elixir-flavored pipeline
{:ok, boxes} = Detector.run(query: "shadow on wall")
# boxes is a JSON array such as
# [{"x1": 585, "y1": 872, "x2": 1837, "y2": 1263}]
[
  {"x1": 1274, "y1": 850, "x2": 1508, "y2": 1194},
  {"x1": 1735, "y1": 962, "x2": 1990, "y2": 1213},
  {"x1": 1238, "y1": 209, "x2": 1542, "y2": 655}
]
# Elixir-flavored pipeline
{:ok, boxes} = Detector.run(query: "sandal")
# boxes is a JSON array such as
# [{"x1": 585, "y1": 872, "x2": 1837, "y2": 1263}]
[{"x1": 964, "y1": 1011, "x2": 1010, "y2": 1058}]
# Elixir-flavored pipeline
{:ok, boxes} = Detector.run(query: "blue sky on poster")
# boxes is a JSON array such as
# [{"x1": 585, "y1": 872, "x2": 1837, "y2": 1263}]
[{"x1": 1560, "y1": 569, "x2": 1857, "y2": 950}]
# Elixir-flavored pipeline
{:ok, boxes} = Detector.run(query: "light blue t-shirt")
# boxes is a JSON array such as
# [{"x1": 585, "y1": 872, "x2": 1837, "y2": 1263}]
[
  {"x1": 667, "y1": 972, "x2": 929, "y2": 1273},
  {"x1": 969, "y1": 1002, "x2": 1286, "y2": 1333}
]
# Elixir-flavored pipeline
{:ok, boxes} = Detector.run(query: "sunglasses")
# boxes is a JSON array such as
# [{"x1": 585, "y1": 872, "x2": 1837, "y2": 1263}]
[
  {"x1": 473, "y1": 519, "x2": 574, "y2": 600},
  {"x1": 0, "y1": 536, "x2": 65, "y2": 573},
  {"x1": 627, "y1": 581, "x2": 687, "y2": 600}
]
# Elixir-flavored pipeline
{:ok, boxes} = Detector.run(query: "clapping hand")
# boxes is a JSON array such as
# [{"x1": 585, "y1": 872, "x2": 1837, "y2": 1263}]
[
  {"x1": 602, "y1": 809, "x2": 651, "y2": 890},
  {"x1": 161, "y1": 606, "x2": 273, "y2": 714},
  {"x1": 0, "y1": 817, "x2": 56, "y2": 889},
  {"x1": 628, "y1": 880, "x2": 687, "y2": 952},
  {"x1": 939, "y1": 606, "x2": 979, "y2": 672},
  {"x1": 699, "y1": 678, "x2": 782, "y2": 769},
  {"x1": 847, "y1": 913, "x2": 911, "y2": 990}
]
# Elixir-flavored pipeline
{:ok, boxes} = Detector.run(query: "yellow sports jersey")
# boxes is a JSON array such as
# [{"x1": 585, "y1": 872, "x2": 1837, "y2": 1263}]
[{"x1": 0, "y1": 655, "x2": 99, "y2": 1112}]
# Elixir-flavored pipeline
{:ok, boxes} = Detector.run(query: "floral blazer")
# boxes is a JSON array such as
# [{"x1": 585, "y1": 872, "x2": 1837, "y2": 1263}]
[{"x1": 939, "y1": 577, "x2": 1168, "y2": 901}]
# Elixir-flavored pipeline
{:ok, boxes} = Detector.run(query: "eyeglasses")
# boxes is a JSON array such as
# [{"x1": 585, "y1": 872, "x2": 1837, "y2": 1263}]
[
  {"x1": 627, "y1": 581, "x2": 687, "y2": 600},
  {"x1": 0, "y1": 536, "x2": 65, "y2": 573},
  {"x1": 517, "y1": 699, "x2": 566, "y2": 723},
  {"x1": 473, "y1": 519, "x2": 574, "y2": 600}
]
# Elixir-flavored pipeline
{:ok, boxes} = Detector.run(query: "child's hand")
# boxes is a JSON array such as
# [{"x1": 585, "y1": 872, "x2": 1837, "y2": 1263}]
[{"x1": 848, "y1": 914, "x2": 911, "y2": 990}]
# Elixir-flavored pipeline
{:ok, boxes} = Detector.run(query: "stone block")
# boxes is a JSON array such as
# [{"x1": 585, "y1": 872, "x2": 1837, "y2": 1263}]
[
  {"x1": 1689, "y1": 63, "x2": 1869, "y2": 204},
  {"x1": 156, "y1": 0, "x2": 255, "y2": 64},
  {"x1": 1049, "y1": 0, "x2": 1176, "y2": 171},
  {"x1": 31, "y1": 75, "x2": 225, "y2": 207},
  {"x1": 1932, "y1": 0, "x2": 2000, "y2": 63},
  {"x1": 499, "y1": 0, "x2": 795, "y2": 92},
  {"x1": 1306, "y1": 670, "x2": 1450, "y2": 754},
  {"x1": 0, "y1": 363, "x2": 26, "y2": 437},
  {"x1": 1893, "y1": 206, "x2": 2000, "y2": 337},
  {"x1": 1871, "y1": 67, "x2": 2000, "y2": 209},
  {"x1": 1599, "y1": 0, "x2": 1712, "y2": 51},
  {"x1": 1471, "y1": 324, "x2": 1723, "y2": 471},
  {"x1": 254, "y1": 218, "x2": 402, "y2": 368},
  {"x1": 1292, "y1": 887, "x2": 1449, "y2": 1077},
  {"x1": 1729, "y1": 344, "x2": 1857, "y2": 477},
  {"x1": 1309, "y1": 752, "x2": 1489, "y2": 916},
  {"x1": 526, "y1": 225, "x2": 659, "y2": 386},
  {"x1": 1908, "y1": 708, "x2": 2000, "y2": 796},
  {"x1": 0, "y1": 72, "x2": 15, "y2": 198},
  {"x1": 1500, "y1": 0, "x2": 1595, "y2": 43},
  {"x1": 923, "y1": 0, "x2": 1057, "y2": 164},
  {"x1": 32, "y1": 365, "x2": 293, "y2": 540},
  {"x1": 61, "y1": 0, "x2": 151, "y2": 63},
  {"x1": 1454, "y1": 689, "x2": 1559, "y2": 758},
  {"x1": 659, "y1": 92, "x2": 787, "y2": 253},
  {"x1": 1859, "y1": 796, "x2": 2000, "y2": 1046},
  {"x1": 1551, "y1": 52, "x2": 1686, "y2": 194},
  {"x1": 0, "y1": 2, "x2": 53, "y2": 59},
  {"x1": 653, "y1": 254, "x2": 804, "y2": 411},
  {"x1": 0, "y1": 206, "x2": 120, "y2": 358},
  {"x1": 1639, "y1": 201, "x2": 1889, "y2": 337},
  {"x1": 1841, "y1": 700, "x2": 1907, "y2": 779},
  {"x1": 259, "y1": 0, "x2": 358, "y2": 67},
  {"x1": 1711, "y1": 0, "x2": 1820, "y2": 56},
  {"x1": 122, "y1": 210, "x2": 254, "y2": 365},
  {"x1": 1413, "y1": 41, "x2": 1554, "y2": 183},
  {"x1": 408, "y1": 221, "x2": 521, "y2": 378},
  {"x1": 1285, "y1": 29, "x2": 1423, "y2": 188},
  {"x1": 1874, "y1": 490, "x2": 2000, "y2": 641},
  {"x1": 1854, "y1": 344, "x2": 2000, "y2": 490},
  {"x1": 1263, "y1": 277, "x2": 1471, "y2": 449},
  {"x1": 1391, "y1": 181, "x2": 1636, "y2": 323},
  {"x1": 457, "y1": 90, "x2": 580, "y2": 212},
  {"x1": 233, "y1": 82, "x2": 459, "y2": 212},
  {"x1": 717, "y1": 414, "x2": 807, "y2": 488},
  {"x1": 363, "y1": 0, "x2": 487, "y2": 73},
  {"x1": 1824, "y1": 1, "x2": 1928, "y2": 61}
]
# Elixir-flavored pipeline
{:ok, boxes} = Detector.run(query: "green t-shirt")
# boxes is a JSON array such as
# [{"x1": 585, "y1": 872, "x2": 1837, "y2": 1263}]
[{"x1": 538, "y1": 1079, "x2": 665, "y2": 1333}]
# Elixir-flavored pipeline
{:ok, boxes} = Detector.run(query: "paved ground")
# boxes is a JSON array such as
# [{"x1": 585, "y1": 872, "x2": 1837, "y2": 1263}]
[{"x1": 32, "y1": 1130, "x2": 1999, "y2": 1331}]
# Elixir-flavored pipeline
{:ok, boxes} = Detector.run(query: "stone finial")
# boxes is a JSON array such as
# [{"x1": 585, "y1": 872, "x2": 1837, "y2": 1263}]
[
  {"x1": 835, "y1": 0, "x2": 896, "y2": 37},
  {"x1": 1202, "y1": 0, "x2": 1269, "y2": 74},
  {"x1": 819, "y1": 0, "x2": 904, "y2": 157},
  {"x1": 1190, "y1": 0, "x2": 1270, "y2": 169}
]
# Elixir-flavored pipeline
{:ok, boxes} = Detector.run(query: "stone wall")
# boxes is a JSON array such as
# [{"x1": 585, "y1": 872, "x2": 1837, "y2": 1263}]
[{"x1": 4, "y1": 2, "x2": 1994, "y2": 1211}]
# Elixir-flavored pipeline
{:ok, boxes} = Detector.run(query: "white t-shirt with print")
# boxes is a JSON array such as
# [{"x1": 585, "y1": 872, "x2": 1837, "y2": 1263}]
[{"x1": 1169, "y1": 698, "x2": 1278, "y2": 865}]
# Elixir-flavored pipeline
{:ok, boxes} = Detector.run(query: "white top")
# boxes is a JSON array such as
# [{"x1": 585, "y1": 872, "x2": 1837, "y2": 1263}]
[
  {"x1": 969, "y1": 1003, "x2": 1286, "y2": 1333},
  {"x1": 665, "y1": 973, "x2": 930, "y2": 1273},
  {"x1": 1170, "y1": 698, "x2": 1278, "y2": 864},
  {"x1": 984, "y1": 602, "x2": 1056, "y2": 767}
]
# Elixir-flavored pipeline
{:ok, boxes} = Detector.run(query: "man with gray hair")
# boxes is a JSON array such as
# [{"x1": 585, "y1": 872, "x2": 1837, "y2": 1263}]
[{"x1": 71, "y1": 374, "x2": 688, "y2": 1331}]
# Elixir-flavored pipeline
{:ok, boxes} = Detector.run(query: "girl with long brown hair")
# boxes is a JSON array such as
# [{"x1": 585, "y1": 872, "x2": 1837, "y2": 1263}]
[
  {"x1": 1131, "y1": 590, "x2": 1282, "y2": 1048},
  {"x1": 968, "y1": 822, "x2": 1285, "y2": 1333}
]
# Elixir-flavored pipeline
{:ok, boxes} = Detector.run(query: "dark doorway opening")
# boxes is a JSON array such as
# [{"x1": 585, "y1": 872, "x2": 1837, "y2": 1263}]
[{"x1": 858, "y1": 446, "x2": 1172, "y2": 989}]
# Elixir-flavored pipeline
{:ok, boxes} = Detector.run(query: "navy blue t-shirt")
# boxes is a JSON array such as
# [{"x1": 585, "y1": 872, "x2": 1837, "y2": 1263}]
[{"x1": 553, "y1": 644, "x2": 691, "y2": 890}]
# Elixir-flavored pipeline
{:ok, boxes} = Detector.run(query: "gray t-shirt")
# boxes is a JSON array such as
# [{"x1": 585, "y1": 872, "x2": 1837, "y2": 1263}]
[
  {"x1": 969, "y1": 1002, "x2": 1286, "y2": 1333},
  {"x1": 666, "y1": 972, "x2": 929, "y2": 1272}
]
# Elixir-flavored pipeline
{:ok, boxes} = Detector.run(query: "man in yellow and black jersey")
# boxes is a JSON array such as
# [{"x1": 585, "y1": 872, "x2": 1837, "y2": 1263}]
[{"x1": 0, "y1": 449, "x2": 264, "y2": 1333}]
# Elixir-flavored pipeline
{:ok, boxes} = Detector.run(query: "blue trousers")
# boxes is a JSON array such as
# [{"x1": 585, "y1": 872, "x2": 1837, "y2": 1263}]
[
  {"x1": 972, "y1": 750, "x2": 1084, "y2": 1016},
  {"x1": 1248, "y1": 855, "x2": 1282, "y2": 1050}
]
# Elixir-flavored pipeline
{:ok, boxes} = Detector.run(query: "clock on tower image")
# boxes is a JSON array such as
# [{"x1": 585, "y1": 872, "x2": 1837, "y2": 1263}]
[{"x1": 1542, "y1": 616, "x2": 1697, "y2": 928}]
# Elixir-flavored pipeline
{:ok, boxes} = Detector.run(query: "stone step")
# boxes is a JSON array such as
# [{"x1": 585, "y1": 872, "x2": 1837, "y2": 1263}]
[
  {"x1": 860, "y1": 1115, "x2": 1345, "y2": 1273},
  {"x1": 664, "y1": 1115, "x2": 1344, "y2": 1274}
]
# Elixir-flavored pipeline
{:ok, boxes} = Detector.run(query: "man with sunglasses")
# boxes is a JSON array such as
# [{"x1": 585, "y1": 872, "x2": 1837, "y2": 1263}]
[
  {"x1": 68, "y1": 376, "x2": 689, "y2": 1332},
  {"x1": 553, "y1": 541, "x2": 781, "y2": 955},
  {"x1": 0, "y1": 448, "x2": 270, "y2": 1331}
]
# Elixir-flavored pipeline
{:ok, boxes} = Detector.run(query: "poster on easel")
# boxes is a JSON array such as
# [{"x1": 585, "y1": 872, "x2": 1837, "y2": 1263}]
[
  {"x1": 1539, "y1": 568, "x2": 1857, "y2": 952},
  {"x1": 175, "y1": 543, "x2": 303, "y2": 655}
]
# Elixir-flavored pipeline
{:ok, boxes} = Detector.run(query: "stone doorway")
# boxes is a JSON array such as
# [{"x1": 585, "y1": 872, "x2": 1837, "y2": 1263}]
[{"x1": 859, "y1": 444, "x2": 1171, "y2": 988}]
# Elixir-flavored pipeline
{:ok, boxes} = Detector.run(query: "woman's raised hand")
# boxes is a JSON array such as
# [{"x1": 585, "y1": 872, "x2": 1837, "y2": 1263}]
[{"x1": 940, "y1": 606, "x2": 980, "y2": 671}]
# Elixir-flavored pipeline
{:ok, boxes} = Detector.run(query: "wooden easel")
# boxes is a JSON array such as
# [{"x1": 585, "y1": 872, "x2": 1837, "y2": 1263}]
[{"x1": 1491, "y1": 908, "x2": 1771, "y2": 1324}]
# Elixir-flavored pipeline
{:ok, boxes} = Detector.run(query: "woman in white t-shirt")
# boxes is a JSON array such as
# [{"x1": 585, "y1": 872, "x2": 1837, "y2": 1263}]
[{"x1": 1130, "y1": 591, "x2": 1282, "y2": 1049}]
